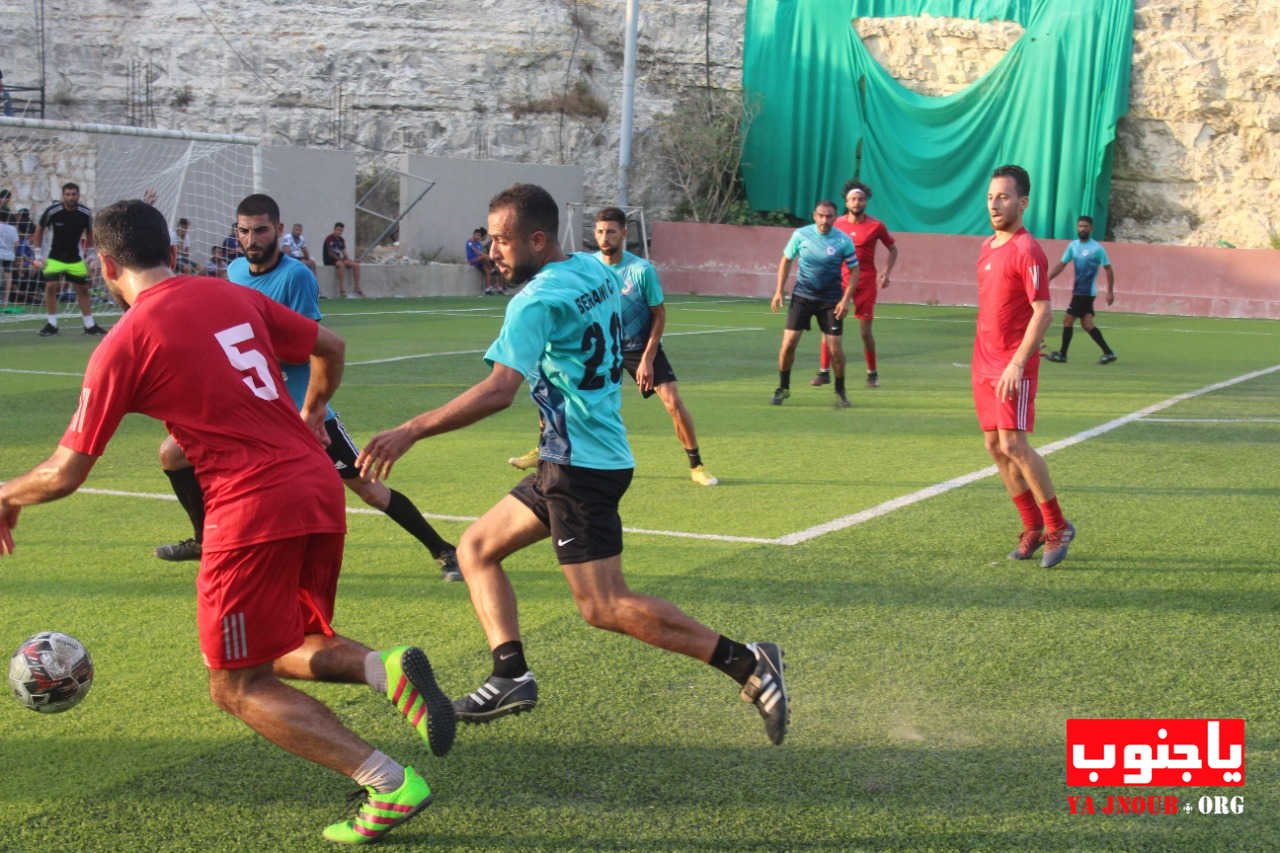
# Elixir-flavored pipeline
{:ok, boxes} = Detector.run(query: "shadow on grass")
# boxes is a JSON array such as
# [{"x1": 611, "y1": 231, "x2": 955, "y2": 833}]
[{"x1": 4, "y1": 734, "x2": 1269, "y2": 851}]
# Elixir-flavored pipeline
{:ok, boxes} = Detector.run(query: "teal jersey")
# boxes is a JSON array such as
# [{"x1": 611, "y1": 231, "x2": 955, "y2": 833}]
[
  {"x1": 1061, "y1": 239, "x2": 1111, "y2": 297},
  {"x1": 484, "y1": 253, "x2": 634, "y2": 470},
  {"x1": 594, "y1": 250, "x2": 663, "y2": 352},
  {"x1": 783, "y1": 224, "x2": 857, "y2": 302},
  {"x1": 228, "y1": 254, "x2": 335, "y2": 421}
]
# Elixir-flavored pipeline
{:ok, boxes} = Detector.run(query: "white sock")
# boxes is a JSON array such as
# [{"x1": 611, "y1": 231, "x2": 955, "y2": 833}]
[
  {"x1": 351, "y1": 749, "x2": 405, "y2": 793},
  {"x1": 47, "y1": 314, "x2": 58, "y2": 328},
  {"x1": 365, "y1": 651, "x2": 388, "y2": 693},
  {"x1": 82, "y1": 315, "x2": 96, "y2": 329}
]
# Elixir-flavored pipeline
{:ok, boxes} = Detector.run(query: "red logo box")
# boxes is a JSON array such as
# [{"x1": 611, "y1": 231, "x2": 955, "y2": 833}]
[{"x1": 1067, "y1": 719, "x2": 1244, "y2": 786}]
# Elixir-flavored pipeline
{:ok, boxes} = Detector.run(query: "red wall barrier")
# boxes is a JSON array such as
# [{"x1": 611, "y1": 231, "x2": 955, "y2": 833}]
[{"x1": 650, "y1": 221, "x2": 1280, "y2": 320}]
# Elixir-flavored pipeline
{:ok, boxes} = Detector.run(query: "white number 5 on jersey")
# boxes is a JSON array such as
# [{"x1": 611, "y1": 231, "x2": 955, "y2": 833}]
[{"x1": 214, "y1": 323, "x2": 280, "y2": 401}]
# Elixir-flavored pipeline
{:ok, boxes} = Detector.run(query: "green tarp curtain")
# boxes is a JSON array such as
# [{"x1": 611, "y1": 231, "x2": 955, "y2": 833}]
[{"x1": 742, "y1": 0, "x2": 1133, "y2": 238}]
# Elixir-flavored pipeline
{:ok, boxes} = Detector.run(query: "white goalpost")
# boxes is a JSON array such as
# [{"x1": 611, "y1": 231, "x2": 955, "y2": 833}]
[{"x1": 1, "y1": 117, "x2": 260, "y2": 319}]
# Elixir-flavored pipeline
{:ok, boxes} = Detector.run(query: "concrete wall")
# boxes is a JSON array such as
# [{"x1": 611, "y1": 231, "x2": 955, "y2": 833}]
[
  {"x1": 649, "y1": 222, "x2": 1280, "y2": 320},
  {"x1": 313, "y1": 262, "x2": 489, "y2": 300},
  {"x1": 396, "y1": 156, "x2": 584, "y2": 263},
  {"x1": 260, "y1": 146, "x2": 355, "y2": 265}
]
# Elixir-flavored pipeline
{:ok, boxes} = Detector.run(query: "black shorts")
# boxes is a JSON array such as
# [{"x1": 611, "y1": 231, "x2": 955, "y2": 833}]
[
  {"x1": 324, "y1": 416, "x2": 362, "y2": 480},
  {"x1": 786, "y1": 294, "x2": 843, "y2": 335},
  {"x1": 1067, "y1": 295, "x2": 1096, "y2": 318},
  {"x1": 510, "y1": 461, "x2": 633, "y2": 564},
  {"x1": 622, "y1": 346, "x2": 677, "y2": 399}
]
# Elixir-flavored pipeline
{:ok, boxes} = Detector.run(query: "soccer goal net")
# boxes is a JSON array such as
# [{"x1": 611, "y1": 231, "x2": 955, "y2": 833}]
[{"x1": 0, "y1": 117, "x2": 259, "y2": 320}]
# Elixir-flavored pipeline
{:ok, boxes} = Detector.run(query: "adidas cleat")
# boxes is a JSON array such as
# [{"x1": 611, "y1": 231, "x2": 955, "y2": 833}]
[
  {"x1": 1008, "y1": 528, "x2": 1045, "y2": 561},
  {"x1": 382, "y1": 646, "x2": 456, "y2": 757},
  {"x1": 1041, "y1": 521, "x2": 1076, "y2": 569},
  {"x1": 453, "y1": 672, "x2": 538, "y2": 723},
  {"x1": 322, "y1": 766, "x2": 432, "y2": 845},
  {"x1": 741, "y1": 642, "x2": 789, "y2": 746}
]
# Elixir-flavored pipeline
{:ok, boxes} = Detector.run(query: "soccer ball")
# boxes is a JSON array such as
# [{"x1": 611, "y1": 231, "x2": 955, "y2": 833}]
[{"x1": 8, "y1": 631, "x2": 94, "y2": 713}]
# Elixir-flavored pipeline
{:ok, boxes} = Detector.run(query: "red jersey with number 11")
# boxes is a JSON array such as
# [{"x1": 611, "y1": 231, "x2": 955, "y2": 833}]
[
  {"x1": 59, "y1": 275, "x2": 346, "y2": 551},
  {"x1": 973, "y1": 228, "x2": 1049, "y2": 381}
]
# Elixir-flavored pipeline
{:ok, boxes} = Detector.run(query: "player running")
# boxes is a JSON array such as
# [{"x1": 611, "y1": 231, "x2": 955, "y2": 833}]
[
  {"x1": 0, "y1": 199, "x2": 454, "y2": 844},
  {"x1": 358, "y1": 183, "x2": 789, "y2": 746},
  {"x1": 153, "y1": 193, "x2": 462, "y2": 581}
]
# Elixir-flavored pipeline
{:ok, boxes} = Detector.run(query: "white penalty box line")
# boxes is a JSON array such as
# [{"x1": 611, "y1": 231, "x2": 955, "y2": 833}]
[
  {"x1": 776, "y1": 362, "x2": 1280, "y2": 546},
  {"x1": 44, "y1": 364, "x2": 1280, "y2": 547}
]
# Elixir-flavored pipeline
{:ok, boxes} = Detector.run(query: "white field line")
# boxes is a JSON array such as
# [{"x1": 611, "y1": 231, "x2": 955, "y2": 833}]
[
  {"x1": 0, "y1": 367, "x2": 84, "y2": 377},
  {"x1": 35, "y1": 363, "x2": 1280, "y2": 547},
  {"x1": 776, "y1": 362, "x2": 1280, "y2": 546},
  {"x1": 1139, "y1": 417, "x2": 1280, "y2": 424}
]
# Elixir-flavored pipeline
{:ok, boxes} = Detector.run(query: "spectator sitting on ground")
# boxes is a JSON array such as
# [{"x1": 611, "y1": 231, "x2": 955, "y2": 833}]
[{"x1": 323, "y1": 221, "x2": 364, "y2": 298}]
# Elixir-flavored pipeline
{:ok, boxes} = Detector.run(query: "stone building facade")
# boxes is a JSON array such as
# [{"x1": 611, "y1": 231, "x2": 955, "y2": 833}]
[{"x1": 1, "y1": 0, "x2": 1275, "y2": 247}]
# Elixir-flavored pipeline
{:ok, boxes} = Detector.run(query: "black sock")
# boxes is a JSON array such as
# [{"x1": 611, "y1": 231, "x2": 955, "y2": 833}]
[
  {"x1": 1087, "y1": 327, "x2": 1113, "y2": 355},
  {"x1": 491, "y1": 641, "x2": 528, "y2": 679},
  {"x1": 685, "y1": 447, "x2": 703, "y2": 469},
  {"x1": 709, "y1": 636, "x2": 756, "y2": 685},
  {"x1": 384, "y1": 489, "x2": 453, "y2": 558},
  {"x1": 1060, "y1": 326, "x2": 1074, "y2": 355},
  {"x1": 165, "y1": 467, "x2": 205, "y2": 542},
  {"x1": 779, "y1": 369, "x2": 791, "y2": 389},
  {"x1": 817, "y1": 368, "x2": 829, "y2": 376},
  {"x1": 835, "y1": 376, "x2": 846, "y2": 395}
]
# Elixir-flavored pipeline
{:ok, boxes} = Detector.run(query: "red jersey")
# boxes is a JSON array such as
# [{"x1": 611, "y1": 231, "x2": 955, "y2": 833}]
[
  {"x1": 834, "y1": 215, "x2": 895, "y2": 288},
  {"x1": 972, "y1": 228, "x2": 1049, "y2": 380},
  {"x1": 60, "y1": 276, "x2": 346, "y2": 551}
]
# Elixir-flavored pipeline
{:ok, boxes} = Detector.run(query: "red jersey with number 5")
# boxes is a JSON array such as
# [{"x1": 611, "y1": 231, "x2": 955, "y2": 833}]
[
  {"x1": 973, "y1": 228, "x2": 1049, "y2": 381},
  {"x1": 59, "y1": 275, "x2": 345, "y2": 550}
]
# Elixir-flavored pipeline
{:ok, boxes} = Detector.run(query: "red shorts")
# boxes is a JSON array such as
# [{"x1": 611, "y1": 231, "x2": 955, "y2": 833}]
[
  {"x1": 851, "y1": 280, "x2": 877, "y2": 320},
  {"x1": 197, "y1": 533, "x2": 345, "y2": 670},
  {"x1": 972, "y1": 375, "x2": 1037, "y2": 433}
]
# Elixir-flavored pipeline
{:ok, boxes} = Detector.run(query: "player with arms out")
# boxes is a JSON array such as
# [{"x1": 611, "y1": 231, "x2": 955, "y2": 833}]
[
  {"x1": 771, "y1": 200, "x2": 858, "y2": 408},
  {"x1": 358, "y1": 184, "x2": 788, "y2": 745},
  {"x1": 974, "y1": 165, "x2": 1076, "y2": 569},
  {"x1": 0, "y1": 200, "x2": 455, "y2": 844},
  {"x1": 1045, "y1": 215, "x2": 1118, "y2": 365},
  {"x1": 153, "y1": 193, "x2": 462, "y2": 582},
  {"x1": 813, "y1": 181, "x2": 898, "y2": 388}
]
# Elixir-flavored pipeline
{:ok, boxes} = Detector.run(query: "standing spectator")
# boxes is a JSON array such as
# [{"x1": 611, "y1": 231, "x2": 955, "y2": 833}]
[
  {"x1": 323, "y1": 222, "x2": 364, "y2": 298},
  {"x1": 0, "y1": 210, "x2": 17, "y2": 312},
  {"x1": 1045, "y1": 215, "x2": 1118, "y2": 365},
  {"x1": 281, "y1": 222, "x2": 318, "y2": 274},
  {"x1": 973, "y1": 164, "x2": 1075, "y2": 569},
  {"x1": 32, "y1": 181, "x2": 107, "y2": 336},
  {"x1": 770, "y1": 200, "x2": 858, "y2": 408},
  {"x1": 813, "y1": 181, "x2": 899, "y2": 388},
  {"x1": 0, "y1": 188, "x2": 12, "y2": 220},
  {"x1": 220, "y1": 224, "x2": 241, "y2": 270}
]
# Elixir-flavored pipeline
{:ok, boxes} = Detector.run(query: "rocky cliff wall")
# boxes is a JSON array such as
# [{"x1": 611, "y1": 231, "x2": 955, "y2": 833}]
[{"x1": 1, "y1": 0, "x2": 1274, "y2": 247}]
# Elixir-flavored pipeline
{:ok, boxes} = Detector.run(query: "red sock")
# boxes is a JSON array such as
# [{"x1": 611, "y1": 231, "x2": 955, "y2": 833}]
[
  {"x1": 1040, "y1": 497, "x2": 1066, "y2": 533},
  {"x1": 819, "y1": 339, "x2": 830, "y2": 371},
  {"x1": 1012, "y1": 489, "x2": 1043, "y2": 531},
  {"x1": 865, "y1": 350, "x2": 877, "y2": 372}
]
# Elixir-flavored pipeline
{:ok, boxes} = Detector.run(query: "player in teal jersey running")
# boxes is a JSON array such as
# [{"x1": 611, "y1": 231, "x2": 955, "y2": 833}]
[
  {"x1": 1045, "y1": 215, "x2": 1118, "y2": 365},
  {"x1": 771, "y1": 200, "x2": 858, "y2": 408},
  {"x1": 358, "y1": 184, "x2": 788, "y2": 745},
  {"x1": 151, "y1": 193, "x2": 461, "y2": 581}
]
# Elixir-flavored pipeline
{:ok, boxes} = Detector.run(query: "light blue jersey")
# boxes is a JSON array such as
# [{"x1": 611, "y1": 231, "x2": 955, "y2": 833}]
[
  {"x1": 1061, "y1": 238, "x2": 1111, "y2": 297},
  {"x1": 783, "y1": 225, "x2": 857, "y2": 303},
  {"x1": 228, "y1": 254, "x2": 335, "y2": 421},
  {"x1": 485, "y1": 253, "x2": 635, "y2": 470},
  {"x1": 594, "y1": 250, "x2": 663, "y2": 353}
]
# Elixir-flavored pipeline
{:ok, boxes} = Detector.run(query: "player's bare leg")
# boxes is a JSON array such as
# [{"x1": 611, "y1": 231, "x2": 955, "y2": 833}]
[
  {"x1": 859, "y1": 316, "x2": 879, "y2": 387},
  {"x1": 772, "y1": 329, "x2": 804, "y2": 404},
  {"x1": 654, "y1": 381, "x2": 717, "y2": 485},
  {"x1": 826, "y1": 332, "x2": 851, "y2": 407}
]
